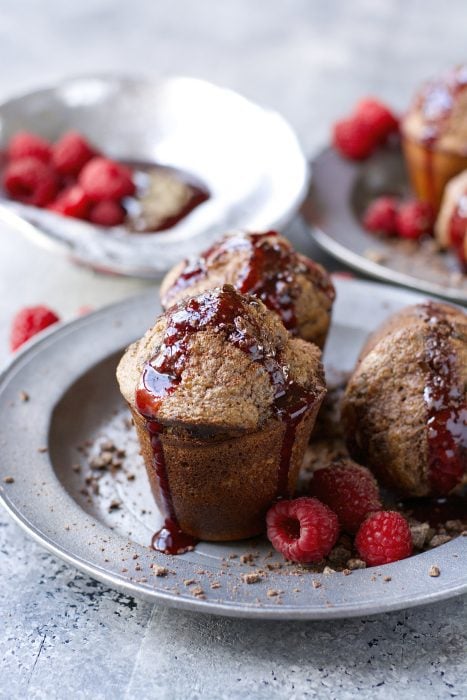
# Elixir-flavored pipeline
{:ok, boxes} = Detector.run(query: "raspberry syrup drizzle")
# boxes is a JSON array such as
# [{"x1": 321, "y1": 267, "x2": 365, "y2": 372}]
[
  {"x1": 448, "y1": 195, "x2": 467, "y2": 269},
  {"x1": 420, "y1": 303, "x2": 467, "y2": 494},
  {"x1": 136, "y1": 285, "x2": 319, "y2": 554},
  {"x1": 163, "y1": 231, "x2": 335, "y2": 334}
]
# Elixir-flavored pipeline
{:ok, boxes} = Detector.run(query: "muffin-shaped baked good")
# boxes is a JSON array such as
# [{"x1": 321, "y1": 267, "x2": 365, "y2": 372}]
[
  {"x1": 342, "y1": 302, "x2": 467, "y2": 497},
  {"x1": 117, "y1": 285, "x2": 326, "y2": 548},
  {"x1": 435, "y1": 169, "x2": 467, "y2": 268},
  {"x1": 160, "y1": 230, "x2": 335, "y2": 348},
  {"x1": 401, "y1": 65, "x2": 467, "y2": 212}
]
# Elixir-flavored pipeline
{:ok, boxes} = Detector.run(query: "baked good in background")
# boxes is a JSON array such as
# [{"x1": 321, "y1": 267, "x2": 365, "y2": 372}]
[
  {"x1": 401, "y1": 64, "x2": 467, "y2": 213},
  {"x1": 160, "y1": 230, "x2": 335, "y2": 349},
  {"x1": 435, "y1": 169, "x2": 467, "y2": 269}
]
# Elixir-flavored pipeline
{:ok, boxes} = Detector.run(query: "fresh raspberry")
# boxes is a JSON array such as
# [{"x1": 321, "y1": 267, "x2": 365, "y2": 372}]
[
  {"x1": 333, "y1": 117, "x2": 375, "y2": 160},
  {"x1": 396, "y1": 200, "x2": 434, "y2": 239},
  {"x1": 10, "y1": 305, "x2": 60, "y2": 351},
  {"x1": 52, "y1": 131, "x2": 96, "y2": 177},
  {"x1": 362, "y1": 196, "x2": 399, "y2": 235},
  {"x1": 88, "y1": 199, "x2": 126, "y2": 227},
  {"x1": 48, "y1": 185, "x2": 91, "y2": 219},
  {"x1": 7, "y1": 131, "x2": 51, "y2": 163},
  {"x1": 79, "y1": 157, "x2": 135, "y2": 202},
  {"x1": 3, "y1": 157, "x2": 59, "y2": 206},
  {"x1": 266, "y1": 496, "x2": 339, "y2": 563},
  {"x1": 309, "y1": 461, "x2": 382, "y2": 534},
  {"x1": 355, "y1": 511, "x2": 413, "y2": 566},
  {"x1": 355, "y1": 98, "x2": 399, "y2": 143}
]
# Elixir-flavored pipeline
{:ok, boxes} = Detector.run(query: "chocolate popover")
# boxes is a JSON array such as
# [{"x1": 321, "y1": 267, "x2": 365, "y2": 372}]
[
  {"x1": 401, "y1": 64, "x2": 467, "y2": 212},
  {"x1": 342, "y1": 302, "x2": 467, "y2": 498},
  {"x1": 160, "y1": 230, "x2": 335, "y2": 348},
  {"x1": 117, "y1": 285, "x2": 326, "y2": 547}
]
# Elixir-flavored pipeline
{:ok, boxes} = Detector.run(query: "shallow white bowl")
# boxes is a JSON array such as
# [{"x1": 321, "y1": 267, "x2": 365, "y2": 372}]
[{"x1": 0, "y1": 75, "x2": 308, "y2": 277}]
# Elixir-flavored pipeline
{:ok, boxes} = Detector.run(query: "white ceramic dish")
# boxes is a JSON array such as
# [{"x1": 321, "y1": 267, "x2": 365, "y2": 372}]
[{"x1": 0, "y1": 75, "x2": 308, "y2": 277}]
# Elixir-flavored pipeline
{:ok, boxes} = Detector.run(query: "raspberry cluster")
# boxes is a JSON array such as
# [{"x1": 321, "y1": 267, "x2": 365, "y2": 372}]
[
  {"x1": 363, "y1": 196, "x2": 434, "y2": 240},
  {"x1": 266, "y1": 460, "x2": 413, "y2": 566},
  {"x1": 2, "y1": 130, "x2": 135, "y2": 227},
  {"x1": 333, "y1": 98, "x2": 399, "y2": 161}
]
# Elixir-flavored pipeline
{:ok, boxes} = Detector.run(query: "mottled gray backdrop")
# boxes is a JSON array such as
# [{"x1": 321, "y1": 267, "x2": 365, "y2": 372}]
[{"x1": 0, "y1": 1, "x2": 466, "y2": 698}]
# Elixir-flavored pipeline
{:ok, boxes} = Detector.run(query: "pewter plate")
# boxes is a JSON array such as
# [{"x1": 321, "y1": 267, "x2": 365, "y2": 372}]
[
  {"x1": 0, "y1": 75, "x2": 308, "y2": 277},
  {"x1": 0, "y1": 279, "x2": 465, "y2": 619},
  {"x1": 304, "y1": 146, "x2": 467, "y2": 304}
]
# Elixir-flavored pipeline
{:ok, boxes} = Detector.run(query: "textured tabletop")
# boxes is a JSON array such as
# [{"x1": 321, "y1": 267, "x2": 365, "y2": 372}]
[{"x1": 0, "y1": 1, "x2": 466, "y2": 698}]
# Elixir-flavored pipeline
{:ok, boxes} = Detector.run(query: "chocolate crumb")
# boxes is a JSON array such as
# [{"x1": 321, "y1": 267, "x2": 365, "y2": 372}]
[
  {"x1": 383, "y1": 576, "x2": 392, "y2": 582},
  {"x1": 429, "y1": 534, "x2": 452, "y2": 548},
  {"x1": 266, "y1": 562, "x2": 283, "y2": 571},
  {"x1": 429, "y1": 565, "x2": 441, "y2": 577},
  {"x1": 410, "y1": 522, "x2": 431, "y2": 549},
  {"x1": 126, "y1": 473, "x2": 136, "y2": 481},
  {"x1": 191, "y1": 586, "x2": 205, "y2": 598},
  {"x1": 240, "y1": 553, "x2": 254, "y2": 564},
  {"x1": 152, "y1": 564, "x2": 168, "y2": 577},
  {"x1": 3, "y1": 476, "x2": 14, "y2": 484},
  {"x1": 210, "y1": 582, "x2": 221, "y2": 589},
  {"x1": 19, "y1": 391, "x2": 29, "y2": 402},
  {"x1": 312, "y1": 580, "x2": 322, "y2": 589},
  {"x1": 323, "y1": 566, "x2": 335, "y2": 575},
  {"x1": 342, "y1": 569, "x2": 352, "y2": 576},
  {"x1": 347, "y1": 558, "x2": 366, "y2": 570},
  {"x1": 242, "y1": 572, "x2": 262, "y2": 584},
  {"x1": 72, "y1": 463, "x2": 81, "y2": 473},
  {"x1": 37, "y1": 447, "x2": 48, "y2": 453},
  {"x1": 267, "y1": 589, "x2": 282, "y2": 597},
  {"x1": 108, "y1": 499, "x2": 122, "y2": 512},
  {"x1": 183, "y1": 579, "x2": 196, "y2": 586}
]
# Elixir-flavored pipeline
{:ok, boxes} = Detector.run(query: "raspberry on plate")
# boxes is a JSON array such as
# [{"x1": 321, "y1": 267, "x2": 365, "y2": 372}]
[
  {"x1": 88, "y1": 199, "x2": 126, "y2": 227},
  {"x1": 333, "y1": 117, "x2": 375, "y2": 160},
  {"x1": 355, "y1": 98, "x2": 399, "y2": 143},
  {"x1": 7, "y1": 131, "x2": 51, "y2": 163},
  {"x1": 266, "y1": 496, "x2": 339, "y2": 563},
  {"x1": 362, "y1": 196, "x2": 399, "y2": 235},
  {"x1": 3, "y1": 157, "x2": 59, "y2": 207},
  {"x1": 396, "y1": 200, "x2": 434, "y2": 239},
  {"x1": 355, "y1": 511, "x2": 413, "y2": 566},
  {"x1": 10, "y1": 305, "x2": 60, "y2": 351},
  {"x1": 309, "y1": 460, "x2": 382, "y2": 533},
  {"x1": 79, "y1": 157, "x2": 135, "y2": 202},
  {"x1": 52, "y1": 130, "x2": 96, "y2": 177},
  {"x1": 48, "y1": 185, "x2": 91, "y2": 219}
]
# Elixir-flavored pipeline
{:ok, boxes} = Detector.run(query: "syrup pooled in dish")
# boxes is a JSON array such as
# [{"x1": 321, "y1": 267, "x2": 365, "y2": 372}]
[{"x1": 160, "y1": 230, "x2": 335, "y2": 348}]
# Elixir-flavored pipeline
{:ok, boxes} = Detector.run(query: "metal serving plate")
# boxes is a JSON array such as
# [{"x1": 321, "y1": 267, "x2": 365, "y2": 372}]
[
  {"x1": 0, "y1": 75, "x2": 308, "y2": 277},
  {"x1": 303, "y1": 146, "x2": 467, "y2": 304},
  {"x1": 0, "y1": 279, "x2": 465, "y2": 619}
]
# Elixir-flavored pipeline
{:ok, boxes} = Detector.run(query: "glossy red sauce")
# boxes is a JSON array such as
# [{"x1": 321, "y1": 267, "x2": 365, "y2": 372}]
[
  {"x1": 420, "y1": 303, "x2": 467, "y2": 494},
  {"x1": 448, "y1": 194, "x2": 467, "y2": 268}
]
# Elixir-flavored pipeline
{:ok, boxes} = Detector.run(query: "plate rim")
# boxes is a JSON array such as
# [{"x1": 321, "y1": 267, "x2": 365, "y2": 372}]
[
  {"x1": 304, "y1": 146, "x2": 467, "y2": 305},
  {"x1": 0, "y1": 280, "x2": 466, "y2": 620}
]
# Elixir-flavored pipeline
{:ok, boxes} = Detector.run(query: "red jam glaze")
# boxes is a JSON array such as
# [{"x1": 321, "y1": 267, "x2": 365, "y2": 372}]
[
  {"x1": 163, "y1": 231, "x2": 335, "y2": 334},
  {"x1": 420, "y1": 303, "x2": 467, "y2": 495},
  {"x1": 448, "y1": 194, "x2": 467, "y2": 267},
  {"x1": 419, "y1": 65, "x2": 467, "y2": 147},
  {"x1": 136, "y1": 285, "x2": 320, "y2": 553}
]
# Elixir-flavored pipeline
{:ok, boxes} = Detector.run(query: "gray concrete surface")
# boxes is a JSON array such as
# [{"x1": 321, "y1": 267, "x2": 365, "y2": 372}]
[{"x1": 0, "y1": 1, "x2": 466, "y2": 698}]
